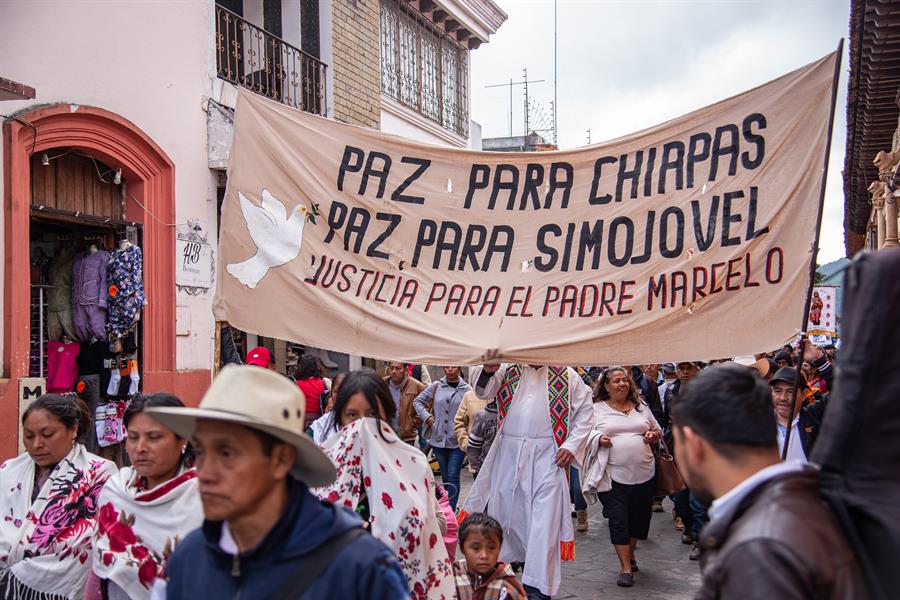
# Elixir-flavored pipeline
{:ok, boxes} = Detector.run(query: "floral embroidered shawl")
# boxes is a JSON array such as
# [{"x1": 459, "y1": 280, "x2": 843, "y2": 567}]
[
  {"x1": 0, "y1": 444, "x2": 116, "y2": 599},
  {"x1": 315, "y1": 418, "x2": 455, "y2": 600},
  {"x1": 92, "y1": 467, "x2": 202, "y2": 600}
]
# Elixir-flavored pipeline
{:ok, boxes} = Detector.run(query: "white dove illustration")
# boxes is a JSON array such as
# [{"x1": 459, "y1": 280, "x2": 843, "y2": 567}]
[{"x1": 226, "y1": 189, "x2": 306, "y2": 288}]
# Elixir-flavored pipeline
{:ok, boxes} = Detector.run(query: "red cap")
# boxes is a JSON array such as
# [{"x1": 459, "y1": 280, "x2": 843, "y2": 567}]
[{"x1": 246, "y1": 346, "x2": 272, "y2": 368}]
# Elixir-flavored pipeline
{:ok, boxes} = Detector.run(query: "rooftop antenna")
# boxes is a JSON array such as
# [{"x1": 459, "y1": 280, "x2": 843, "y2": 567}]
[
  {"x1": 554, "y1": 0, "x2": 558, "y2": 145},
  {"x1": 486, "y1": 71, "x2": 545, "y2": 137},
  {"x1": 524, "y1": 68, "x2": 530, "y2": 140},
  {"x1": 587, "y1": 129, "x2": 591, "y2": 145}
]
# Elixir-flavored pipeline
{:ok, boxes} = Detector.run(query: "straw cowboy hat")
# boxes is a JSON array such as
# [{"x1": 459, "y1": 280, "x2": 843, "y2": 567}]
[{"x1": 147, "y1": 364, "x2": 336, "y2": 487}]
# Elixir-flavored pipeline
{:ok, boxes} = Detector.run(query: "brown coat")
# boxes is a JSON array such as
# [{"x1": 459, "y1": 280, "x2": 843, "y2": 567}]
[
  {"x1": 384, "y1": 375, "x2": 426, "y2": 443},
  {"x1": 697, "y1": 468, "x2": 865, "y2": 600}
]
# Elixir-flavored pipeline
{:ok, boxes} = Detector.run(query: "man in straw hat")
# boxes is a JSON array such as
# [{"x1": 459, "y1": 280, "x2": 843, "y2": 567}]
[{"x1": 147, "y1": 365, "x2": 408, "y2": 599}]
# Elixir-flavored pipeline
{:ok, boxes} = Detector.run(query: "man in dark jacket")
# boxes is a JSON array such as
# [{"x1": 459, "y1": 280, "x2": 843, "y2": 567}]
[
  {"x1": 671, "y1": 364, "x2": 864, "y2": 599},
  {"x1": 770, "y1": 366, "x2": 827, "y2": 461},
  {"x1": 148, "y1": 365, "x2": 408, "y2": 599},
  {"x1": 663, "y1": 361, "x2": 704, "y2": 548}
]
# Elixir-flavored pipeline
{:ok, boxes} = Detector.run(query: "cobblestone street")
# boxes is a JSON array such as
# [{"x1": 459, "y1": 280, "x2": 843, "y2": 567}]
[{"x1": 455, "y1": 471, "x2": 702, "y2": 599}]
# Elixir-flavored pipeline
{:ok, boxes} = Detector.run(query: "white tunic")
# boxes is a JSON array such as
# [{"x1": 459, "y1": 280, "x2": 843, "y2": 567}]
[{"x1": 461, "y1": 365, "x2": 594, "y2": 596}]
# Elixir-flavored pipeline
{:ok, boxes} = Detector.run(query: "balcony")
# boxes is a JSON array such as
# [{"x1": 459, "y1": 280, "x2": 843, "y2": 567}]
[
  {"x1": 380, "y1": 0, "x2": 469, "y2": 137},
  {"x1": 215, "y1": 4, "x2": 326, "y2": 115}
]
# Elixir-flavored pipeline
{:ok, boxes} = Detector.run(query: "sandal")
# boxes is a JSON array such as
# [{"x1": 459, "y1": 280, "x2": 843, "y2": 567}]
[
  {"x1": 617, "y1": 572, "x2": 634, "y2": 587},
  {"x1": 630, "y1": 559, "x2": 639, "y2": 573}
]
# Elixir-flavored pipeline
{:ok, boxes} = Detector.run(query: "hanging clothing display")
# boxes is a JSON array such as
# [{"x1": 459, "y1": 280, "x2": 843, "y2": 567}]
[
  {"x1": 107, "y1": 358, "x2": 140, "y2": 397},
  {"x1": 76, "y1": 340, "x2": 108, "y2": 375},
  {"x1": 46, "y1": 340, "x2": 80, "y2": 393},
  {"x1": 47, "y1": 246, "x2": 77, "y2": 341},
  {"x1": 106, "y1": 244, "x2": 145, "y2": 339},
  {"x1": 72, "y1": 249, "x2": 110, "y2": 343},
  {"x1": 96, "y1": 401, "x2": 128, "y2": 447}
]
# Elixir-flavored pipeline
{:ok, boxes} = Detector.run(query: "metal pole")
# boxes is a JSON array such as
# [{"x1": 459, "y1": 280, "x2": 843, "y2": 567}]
[
  {"x1": 782, "y1": 40, "x2": 844, "y2": 461},
  {"x1": 554, "y1": 0, "x2": 558, "y2": 144},
  {"x1": 39, "y1": 287, "x2": 44, "y2": 379},
  {"x1": 509, "y1": 78, "x2": 513, "y2": 137}
]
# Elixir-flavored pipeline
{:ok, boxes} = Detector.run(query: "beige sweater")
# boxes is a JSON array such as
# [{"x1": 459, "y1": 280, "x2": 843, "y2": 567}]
[{"x1": 453, "y1": 390, "x2": 488, "y2": 451}]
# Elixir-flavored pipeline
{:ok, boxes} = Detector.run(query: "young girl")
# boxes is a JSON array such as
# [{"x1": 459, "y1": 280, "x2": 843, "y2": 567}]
[{"x1": 454, "y1": 513, "x2": 526, "y2": 600}]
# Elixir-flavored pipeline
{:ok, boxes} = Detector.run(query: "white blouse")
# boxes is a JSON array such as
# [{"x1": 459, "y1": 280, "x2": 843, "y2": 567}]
[{"x1": 592, "y1": 401, "x2": 661, "y2": 485}]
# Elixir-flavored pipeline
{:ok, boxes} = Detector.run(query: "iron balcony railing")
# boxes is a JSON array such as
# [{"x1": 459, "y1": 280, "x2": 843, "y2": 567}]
[
  {"x1": 215, "y1": 4, "x2": 326, "y2": 115},
  {"x1": 380, "y1": 0, "x2": 469, "y2": 137}
]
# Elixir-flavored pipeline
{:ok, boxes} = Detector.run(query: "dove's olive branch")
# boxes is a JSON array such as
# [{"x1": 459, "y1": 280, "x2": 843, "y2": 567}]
[{"x1": 298, "y1": 203, "x2": 320, "y2": 225}]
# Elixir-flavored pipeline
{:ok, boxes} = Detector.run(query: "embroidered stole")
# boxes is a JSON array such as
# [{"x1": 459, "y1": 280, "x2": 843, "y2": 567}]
[{"x1": 496, "y1": 364, "x2": 570, "y2": 447}]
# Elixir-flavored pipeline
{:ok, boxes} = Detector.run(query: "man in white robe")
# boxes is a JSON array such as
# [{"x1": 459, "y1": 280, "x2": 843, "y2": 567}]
[{"x1": 460, "y1": 364, "x2": 594, "y2": 599}]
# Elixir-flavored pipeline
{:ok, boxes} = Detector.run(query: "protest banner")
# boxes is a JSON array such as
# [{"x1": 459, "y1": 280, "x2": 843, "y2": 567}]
[{"x1": 214, "y1": 50, "x2": 840, "y2": 365}]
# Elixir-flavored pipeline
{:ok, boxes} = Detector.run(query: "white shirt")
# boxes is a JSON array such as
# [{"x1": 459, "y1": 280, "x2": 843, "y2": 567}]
[
  {"x1": 776, "y1": 416, "x2": 807, "y2": 463},
  {"x1": 708, "y1": 461, "x2": 807, "y2": 522},
  {"x1": 592, "y1": 401, "x2": 661, "y2": 485},
  {"x1": 658, "y1": 380, "x2": 675, "y2": 411},
  {"x1": 310, "y1": 412, "x2": 336, "y2": 446}
]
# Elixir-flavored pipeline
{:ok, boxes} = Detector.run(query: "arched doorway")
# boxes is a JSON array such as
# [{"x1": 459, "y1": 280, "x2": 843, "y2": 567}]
[{"x1": 1, "y1": 105, "x2": 183, "y2": 457}]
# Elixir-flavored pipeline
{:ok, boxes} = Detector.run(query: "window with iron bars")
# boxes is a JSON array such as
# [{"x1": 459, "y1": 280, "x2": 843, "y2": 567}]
[{"x1": 380, "y1": 0, "x2": 469, "y2": 137}]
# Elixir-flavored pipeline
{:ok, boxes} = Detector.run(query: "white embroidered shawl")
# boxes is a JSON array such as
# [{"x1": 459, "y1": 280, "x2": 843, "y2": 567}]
[
  {"x1": 0, "y1": 444, "x2": 116, "y2": 599},
  {"x1": 315, "y1": 418, "x2": 455, "y2": 600},
  {"x1": 92, "y1": 467, "x2": 203, "y2": 600}
]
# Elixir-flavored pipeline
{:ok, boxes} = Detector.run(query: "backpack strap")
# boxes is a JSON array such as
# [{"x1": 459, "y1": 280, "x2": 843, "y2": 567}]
[{"x1": 271, "y1": 527, "x2": 367, "y2": 599}]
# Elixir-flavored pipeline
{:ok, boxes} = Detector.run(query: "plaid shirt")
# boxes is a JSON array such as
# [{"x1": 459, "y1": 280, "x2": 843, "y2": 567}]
[{"x1": 453, "y1": 559, "x2": 527, "y2": 600}]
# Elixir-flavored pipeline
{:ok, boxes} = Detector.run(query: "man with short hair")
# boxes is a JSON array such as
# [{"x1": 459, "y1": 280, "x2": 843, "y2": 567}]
[
  {"x1": 671, "y1": 364, "x2": 863, "y2": 598},
  {"x1": 770, "y1": 366, "x2": 827, "y2": 462},
  {"x1": 384, "y1": 361, "x2": 426, "y2": 445},
  {"x1": 148, "y1": 365, "x2": 408, "y2": 599}
]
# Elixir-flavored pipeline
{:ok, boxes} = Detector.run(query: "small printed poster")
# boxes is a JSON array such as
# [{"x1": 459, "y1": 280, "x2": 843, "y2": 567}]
[{"x1": 807, "y1": 286, "x2": 837, "y2": 336}]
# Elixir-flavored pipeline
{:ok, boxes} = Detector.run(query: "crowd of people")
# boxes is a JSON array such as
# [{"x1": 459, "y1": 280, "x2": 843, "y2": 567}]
[{"x1": 0, "y1": 332, "x2": 870, "y2": 600}]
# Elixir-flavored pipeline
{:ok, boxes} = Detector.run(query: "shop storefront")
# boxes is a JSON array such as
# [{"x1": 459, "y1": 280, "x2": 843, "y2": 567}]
[{"x1": 1, "y1": 104, "x2": 207, "y2": 458}]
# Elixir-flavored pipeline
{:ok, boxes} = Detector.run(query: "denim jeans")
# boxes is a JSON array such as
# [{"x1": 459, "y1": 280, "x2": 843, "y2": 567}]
[
  {"x1": 689, "y1": 491, "x2": 709, "y2": 538},
  {"x1": 417, "y1": 423, "x2": 429, "y2": 452},
  {"x1": 569, "y1": 466, "x2": 587, "y2": 511},
  {"x1": 432, "y1": 446, "x2": 465, "y2": 510}
]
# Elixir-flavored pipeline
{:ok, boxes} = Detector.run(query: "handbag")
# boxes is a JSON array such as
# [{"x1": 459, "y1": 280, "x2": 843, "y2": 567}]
[{"x1": 654, "y1": 436, "x2": 686, "y2": 496}]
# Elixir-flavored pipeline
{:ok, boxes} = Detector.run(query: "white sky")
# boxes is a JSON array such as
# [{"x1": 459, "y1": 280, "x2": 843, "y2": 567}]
[{"x1": 470, "y1": 0, "x2": 849, "y2": 263}]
